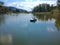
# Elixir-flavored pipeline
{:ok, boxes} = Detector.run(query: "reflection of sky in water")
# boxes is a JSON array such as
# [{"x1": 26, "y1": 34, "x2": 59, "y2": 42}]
[
  {"x1": 47, "y1": 27, "x2": 57, "y2": 32},
  {"x1": 0, "y1": 13, "x2": 59, "y2": 33},
  {"x1": 0, "y1": 13, "x2": 60, "y2": 45}
]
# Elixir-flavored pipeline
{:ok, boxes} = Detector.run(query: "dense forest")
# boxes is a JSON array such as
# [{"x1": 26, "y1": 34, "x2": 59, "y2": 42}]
[
  {"x1": 32, "y1": 3, "x2": 57, "y2": 12},
  {"x1": 58, "y1": 0, "x2": 60, "y2": 12},
  {"x1": 32, "y1": 0, "x2": 60, "y2": 13}
]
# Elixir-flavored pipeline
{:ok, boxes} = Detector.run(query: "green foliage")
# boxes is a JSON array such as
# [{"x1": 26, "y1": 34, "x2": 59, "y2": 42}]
[
  {"x1": 58, "y1": 4, "x2": 60, "y2": 10},
  {"x1": 57, "y1": 0, "x2": 60, "y2": 11},
  {"x1": 0, "y1": 1, "x2": 4, "y2": 6},
  {"x1": 32, "y1": 4, "x2": 51, "y2": 12},
  {"x1": 32, "y1": 3, "x2": 57, "y2": 12}
]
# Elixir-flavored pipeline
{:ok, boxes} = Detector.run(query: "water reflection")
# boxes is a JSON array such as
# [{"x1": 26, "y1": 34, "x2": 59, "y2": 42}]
[
  {"x1": 33, "y1": 14, "x2": 54, "y2": 21},
  {"x1": 0, "y1": 13, "x2": 60, "y2": 30},
  {"x1": 32, "y1": 13, "x2": 60, "y2": 31},
  {"x1": 0, "y1": 15, "x2": 5, "y2": 25},
  {"x1": 0, "y1": 13, "x2": 60, "y2": 31},
  {"x1": 55, "y1": 15, "x2": 60, "y2": 31},
  {"x1": 0, "y1": 13, "x2": 60, "y2": 45},
  {"x1": 47, "y1": 27, "x2": 57, "y2": 32},
  {"x1": 0, "y1": 34, "x2": 12, "y2": 45}
]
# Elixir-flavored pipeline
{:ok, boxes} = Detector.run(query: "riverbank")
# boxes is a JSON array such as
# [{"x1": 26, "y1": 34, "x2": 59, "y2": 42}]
[{"x1": 32, "y1": 9, "x2": 59, "y2": 15}]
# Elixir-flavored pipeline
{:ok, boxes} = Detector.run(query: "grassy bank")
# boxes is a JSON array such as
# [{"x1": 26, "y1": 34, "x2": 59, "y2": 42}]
[
  {"x1": 32, "y1": 9, "x2": 59, "y2": 15},
  {"x1": 32, "y1": 12, "x2": 51, "y2": 15}
]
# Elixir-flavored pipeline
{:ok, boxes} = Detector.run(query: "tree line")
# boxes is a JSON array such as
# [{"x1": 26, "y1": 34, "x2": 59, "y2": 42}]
[
  {"x1": 58, "y1": 0, "x2": 60, "y2": 12},
  {"x1": 32, "y1": 3, "x2": 57, "y2": 12}
]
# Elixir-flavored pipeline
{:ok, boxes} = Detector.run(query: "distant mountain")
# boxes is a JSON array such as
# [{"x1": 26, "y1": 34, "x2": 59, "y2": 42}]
[
  {"x1": 8, "y1": 7, "x2": 28, "y2": 13},
  {"x1": 0, "y1": 1, "x2": 28, "y2": 13},
  {"x1": 0, "y1": 6, "x2": 28, "y2": 13}
]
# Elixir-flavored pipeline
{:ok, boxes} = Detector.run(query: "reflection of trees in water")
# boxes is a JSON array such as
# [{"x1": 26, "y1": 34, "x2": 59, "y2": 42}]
[
  {"x1": 0, "y1": 13, "x2": 60, "y2": 31},
  {"x1": 55, "y1": 15, "x2": 60, "y2": 31},
  {"x1": 32, "y1": 13, "x2": 60, "y2": 31},
  {"x1": 33, "y1": 14, "x2": 54, "y2": 21},
  {"x1": 0, "y1": 14, "x2": 5, "y2": 25}
]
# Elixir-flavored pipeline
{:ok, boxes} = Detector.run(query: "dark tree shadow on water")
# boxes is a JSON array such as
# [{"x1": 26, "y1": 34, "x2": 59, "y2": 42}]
[{"x1": 55, "y1": 14, "x2": 60, "y2": 31}]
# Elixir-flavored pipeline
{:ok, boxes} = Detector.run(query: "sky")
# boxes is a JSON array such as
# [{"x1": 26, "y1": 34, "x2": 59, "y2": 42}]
[{"x1": 0, "y1": 0, "x2": 57, "y2": 11}]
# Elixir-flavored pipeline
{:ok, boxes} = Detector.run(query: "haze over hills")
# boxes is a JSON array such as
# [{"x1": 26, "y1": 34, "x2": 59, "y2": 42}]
[
  {"x1": 0, "y1": 0, "x2": 57, "y2": 11},
  {"x1": 0, "y1": 1, "x2": 28, "y2": 13},
  {"x1": 8, "y1": 6, "x2": 28, "y2": 12}
]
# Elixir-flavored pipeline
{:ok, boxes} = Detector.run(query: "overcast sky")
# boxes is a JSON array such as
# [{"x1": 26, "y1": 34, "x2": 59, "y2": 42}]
[{"x1": 0, "y1": 0, "x2": 57, "y2": 11}]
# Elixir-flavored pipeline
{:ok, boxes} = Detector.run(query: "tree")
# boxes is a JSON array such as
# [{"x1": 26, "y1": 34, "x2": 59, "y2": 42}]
[
  {"x1": 57, "y1": 0, "x2": 60, "y2": 12},
  {"x1": 0, "y1": 1, "x2": 4, "y2": 6},
  {"x1": 32, "y1": 3, "x2": 51, "y2": 12},
  {"x1": 50, "y1": 4, "x2": 54, "y2": 14}
]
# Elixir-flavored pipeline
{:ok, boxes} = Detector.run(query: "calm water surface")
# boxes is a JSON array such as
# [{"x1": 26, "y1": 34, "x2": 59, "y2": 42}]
[{"x1": 0, "y1": 13, "x2": 60, "y2": 45}]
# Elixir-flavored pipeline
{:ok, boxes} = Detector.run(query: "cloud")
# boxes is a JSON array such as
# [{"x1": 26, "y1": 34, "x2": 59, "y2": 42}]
[
  {"x1": 5, "y1": 0, "x2": 57, "y2": 11},
  {"x1": 5, "y1": 2, "x2": 32, "y2": 11}
]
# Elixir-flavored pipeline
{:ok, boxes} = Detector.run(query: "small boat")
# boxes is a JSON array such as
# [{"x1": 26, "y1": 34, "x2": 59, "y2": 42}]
[{"x1": 30, "y1": 18, "x2": 37, "y2": 22}]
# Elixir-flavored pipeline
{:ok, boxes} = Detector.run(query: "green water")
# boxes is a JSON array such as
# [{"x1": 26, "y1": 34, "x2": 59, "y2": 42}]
[{"x1": 0, "y1": 13, "x2": 60, "y2": 45}]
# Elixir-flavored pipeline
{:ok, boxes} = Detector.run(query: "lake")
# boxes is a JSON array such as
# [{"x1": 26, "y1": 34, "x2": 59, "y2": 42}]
[{"x1": 0, "y1": 13, "x2": 60, "y2": 45}]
